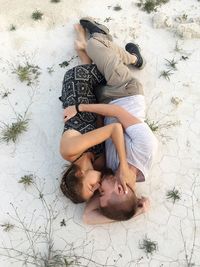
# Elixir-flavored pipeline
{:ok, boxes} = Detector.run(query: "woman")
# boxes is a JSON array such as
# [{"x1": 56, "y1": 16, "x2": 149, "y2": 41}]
[{"x1": 60, "y1": 25, "x2": 130, "y2": 203}]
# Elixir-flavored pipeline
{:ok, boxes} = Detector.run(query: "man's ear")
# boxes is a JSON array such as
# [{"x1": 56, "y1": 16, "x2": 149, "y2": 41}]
[{"x1": 117, "y1": 184, "x2": 125, "y2": 195}]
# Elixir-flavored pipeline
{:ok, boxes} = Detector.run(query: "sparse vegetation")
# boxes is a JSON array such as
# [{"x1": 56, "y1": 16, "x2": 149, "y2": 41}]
[
  {"x1": 137, "y1": 0, "x2": 169, "y2": 13},
  {"x1": 165, "y1": 58, "x2": 178, "y2": 70},
  {"x1": 59, "y1": 61, "x2": 69, "y2": 68},
  {"x1": 47, "y1": 66, "x2": 55, "y2": 74},
  {"x1": 174, "y1": 41, "x2": 183, "y2": 53},
  {"x1": 104, "y1": 17, "x2": 112, "y2": 22},
  {"x1": 145, "y1": 119, "x2": 180, "y2": 132},
  {"x1": 9, "y1": 24, "x2": 16, "y2": 31},
  {"x1": 31, "y1": 10, "x2": 43, "y2": 21},
  {"x1": 1, "y1": 90, "x2": 11, "y2": 99},
  {"x1": 0, "y1": 180, "x2": 112, "y2": 267},
  {"x1": 159, "y1": 70, "x2": 173, "y2": 81},
  {"x1": 139, "y1": 236, "x2": 158, "y2": 256},
  {"x1": 145, "y1": 119, "x2": 159, "y2": 132},
  {"x1": 51, "y1": 0, "x2": 61, "y2": 2},
  {"x1": 113, "y1": 5, "x2": 122, "y2": 11},
  {"x1": 176, "y1": 13, "x2": 188, "y2": 23},
  {"x1": 59, "y1": 56, "x2": 77, "y2": 68},
  {"x1": 12, "y1": 62, "x2": 41, "y2": 86},
  {"x1": 0, "y1": 223, "x2": 14, "y2": 232},
  {"x1": 18, "y1": 174, "x2": 34, "y2": 187},
  {"x1": 0, "y1": 115, "x2": 29, "y2": 143},
  {"x1": 171, "y1": 96, "x2": 182, "y2": 106},
  {"x1": 60, "y1": 219, "x2": 66, "y2": 227},
  {"x1": 166, "y1": 187, "x2": 181, "y2": 203},
  {"x1": 181, "y1": 55, "x2": 189, "y2": 61}
]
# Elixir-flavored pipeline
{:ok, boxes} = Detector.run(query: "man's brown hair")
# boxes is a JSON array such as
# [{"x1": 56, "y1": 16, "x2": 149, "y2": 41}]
[
  {"x1": 60, "y1": 164, "x2": 85, "y2": 204},
  {"x1": 100, "y1": 189, "x2": 138, "y2": 221}
]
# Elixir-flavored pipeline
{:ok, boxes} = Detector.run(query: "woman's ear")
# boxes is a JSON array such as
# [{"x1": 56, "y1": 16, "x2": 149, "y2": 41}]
[{"x1": 75, "y1": 169, "x2": 84, "y2": 177}]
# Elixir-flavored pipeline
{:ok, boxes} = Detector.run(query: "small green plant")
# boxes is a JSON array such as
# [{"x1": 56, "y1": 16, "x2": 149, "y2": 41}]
[
  {"x1": 171, "y1": 96, "x2": 182, "y2": 106},
  {"x1": 31, "y1": 10, "x2": 43, "y2": 21},
  {"x1": 176, "y1": 13, "x2": 188, "y2": 23},
  {"x1": 59, "y1": 56, "x2": 77, "y2": 68},
  {"x1": 104, "y1": 17, "x2": 112, "y2": 22},
  {"x1": 51, "y1": 0, "x2": 61, "y2": 2},
  {"x1": 12, "y1": 62, "x2": 41, "y2": 86},
  {"x1": 1, "y1": 90, "x2": 11, "y2": 99},
  {"x1": 181, "y1": 55, "x2": 189, "y2": 61},
  {"x1": 18, "y1": 174, "x2": 34, "y2": 186},
  {"x1": 145, "y1": 119, "x2": 159, "y2": 132},
  {"x1": 47, "y1": 66, "x2": 55, "y2": 74},
  {"x1": 0, "y1": 116, "x2": 29, "y2": 143},
  {"x1": 9, "y1": 24, "x2": 16, "y2": 31},
  {"x1": 165, "y1": 58, "x2": 178, "y2": 70},
  {"x1": 166, "y1": 187, "x2": 181, "y2": 203},
  {"x1": 1, "y1": 223, "x2": 15, "y2": 232},
  {"x1": 174, "y1": 41, "x2": 183, "y2": 53},
  {"x1": 59, "y1": 61, "x2": 69, "y2": 68},
  {"x1": 113, "y1": 5, "x2": 122, "y2": 11},
  {"x1": 159, "y1": 70, "x2": 173, "y2": 81},
  {"x1": 137, "y1": 0, "x2": 169, "y2": 13},
  {"x1": 60, "y1": 219, "x2": 66, "y2": 227},
  {"x1": 139, "y1": 236, "x2": 158, "y2": 256}
]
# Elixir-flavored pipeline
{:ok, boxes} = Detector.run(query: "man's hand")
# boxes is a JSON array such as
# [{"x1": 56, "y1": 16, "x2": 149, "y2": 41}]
[{"x1": 63, "y1": 106, "x2": 77, "y2": 122}]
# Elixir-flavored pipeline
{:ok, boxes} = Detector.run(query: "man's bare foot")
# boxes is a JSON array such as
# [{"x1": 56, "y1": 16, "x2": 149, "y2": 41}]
[{"x1": 74, "y1": 24, "x2": 87, "y2": 51}]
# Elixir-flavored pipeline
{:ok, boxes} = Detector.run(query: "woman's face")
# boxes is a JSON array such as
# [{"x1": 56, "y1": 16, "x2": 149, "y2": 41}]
[{"x1": 81, "y1": 170, "x2": 101, "y2": 200}]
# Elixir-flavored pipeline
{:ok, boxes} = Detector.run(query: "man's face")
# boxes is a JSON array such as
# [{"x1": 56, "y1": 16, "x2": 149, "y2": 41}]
[{"x1": 99, "y1": 174, "x2": 125, "y2": 207}]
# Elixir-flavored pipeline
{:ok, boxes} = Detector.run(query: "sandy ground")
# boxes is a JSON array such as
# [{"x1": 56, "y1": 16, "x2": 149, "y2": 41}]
[{"x1": 0, "y1": 0, "x2": 200, "y2": 266}]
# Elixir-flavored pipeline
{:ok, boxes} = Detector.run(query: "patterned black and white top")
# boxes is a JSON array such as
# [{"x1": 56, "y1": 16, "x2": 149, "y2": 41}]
[{"x1": 59, "y1": 64, "x2": 106, "y2": 156}]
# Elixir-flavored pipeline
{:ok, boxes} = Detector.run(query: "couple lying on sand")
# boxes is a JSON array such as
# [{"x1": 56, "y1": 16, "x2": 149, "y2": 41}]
[{"x1": 59, "y1": 18, "x2": 158, "y2": 224}]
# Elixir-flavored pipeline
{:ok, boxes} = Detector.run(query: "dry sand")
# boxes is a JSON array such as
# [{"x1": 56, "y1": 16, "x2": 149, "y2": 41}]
[{"x1": 0, "y1": 0, "x2": 200, "y2": 266}]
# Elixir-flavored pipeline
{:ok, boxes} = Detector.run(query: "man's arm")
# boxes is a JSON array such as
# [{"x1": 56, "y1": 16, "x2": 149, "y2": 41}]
[
  {"x1": 79, "y1": 103, "x2": 142, "y2": 129},
  {"x1": 63, "y1": 104, "x2": 141, "y2": 129}
]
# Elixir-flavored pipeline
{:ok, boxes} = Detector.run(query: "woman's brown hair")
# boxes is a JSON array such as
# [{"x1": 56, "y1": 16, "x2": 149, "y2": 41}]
[{"x1": 60, "y1": 164, "x2": 85, "y2": 203}]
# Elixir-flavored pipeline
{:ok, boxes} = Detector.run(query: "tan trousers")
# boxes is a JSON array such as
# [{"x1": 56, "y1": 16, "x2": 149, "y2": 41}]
[{"x1": 86, "y1": 33, "x2": 144, "y2": 103}]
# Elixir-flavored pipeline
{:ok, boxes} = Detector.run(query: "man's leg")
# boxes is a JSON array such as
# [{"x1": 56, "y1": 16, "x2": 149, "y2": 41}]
[
  {"x1": 86, "y1": 33, "x2": 143, "y2": 103},
  {"x1": 78, "y1": 18, "x2": 144, "y2": 102}
]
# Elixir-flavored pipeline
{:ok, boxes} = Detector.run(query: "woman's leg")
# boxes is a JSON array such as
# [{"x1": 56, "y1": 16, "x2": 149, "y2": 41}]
[{"x1": 74, "y1": 24, "x2": 92, "y2": 64}]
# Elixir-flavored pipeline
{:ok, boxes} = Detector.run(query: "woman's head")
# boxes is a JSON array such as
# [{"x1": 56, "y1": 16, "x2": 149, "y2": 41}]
[{"x1": 60, "y1": 164, "x2": 101, "y2": 203}]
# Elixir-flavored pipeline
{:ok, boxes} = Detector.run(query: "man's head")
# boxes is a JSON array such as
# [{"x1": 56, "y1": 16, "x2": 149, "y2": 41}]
[
  {"x1": 60, "y1": 164, "x2": 101, "y2": 203},
  {"x1": 99, "y1": 173, "x2": 138, "y2": 221}
]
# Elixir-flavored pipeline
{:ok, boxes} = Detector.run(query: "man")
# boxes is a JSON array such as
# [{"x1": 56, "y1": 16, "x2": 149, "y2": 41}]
[{"x1": 64, "y1": 18, "x2": 158, "y2": 223}]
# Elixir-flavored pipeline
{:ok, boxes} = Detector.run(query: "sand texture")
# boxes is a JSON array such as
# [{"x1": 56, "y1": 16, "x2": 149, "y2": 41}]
[{"x1": 0, "y1": 0, "x2": 200, "y2": 266}]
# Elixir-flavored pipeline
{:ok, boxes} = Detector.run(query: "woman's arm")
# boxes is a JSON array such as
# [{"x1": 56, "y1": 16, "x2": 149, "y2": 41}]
[
  {"x1": 83, "y1": 195, "x2": 114, "y2": 224},
  {"x1": 83, "y1": 196, "x2": 150, "y2": 225},
  {"x1": 60, "y1": 123, "x2": 127, "y2": 165},
  {"x1": 64, "y1": 103, "x2": 141, "y2": 129}
]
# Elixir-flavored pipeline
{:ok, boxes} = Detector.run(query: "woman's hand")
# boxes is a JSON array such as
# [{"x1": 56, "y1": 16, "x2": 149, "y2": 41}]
[
  {"x1": 116, "y1": 163, "x2": 133, "y2": 194},
  {"x1": 63, "y1": 106, "x2": 77, "y2": 122},
  {"x1": 137, "y1": 197, "x2": 150, "y2": 212}
]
